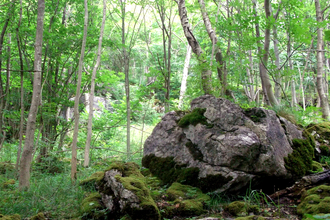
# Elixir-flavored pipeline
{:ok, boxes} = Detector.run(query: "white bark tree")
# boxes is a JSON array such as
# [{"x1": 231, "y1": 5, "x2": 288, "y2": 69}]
[
  {"x1": 71, "y1": 0, "x2": 88, "y2": 181},
  {"x1": 178, "y1": 43, "x2": 191, "y2": 109},
  {"x1": 177, "y1": 0, "x2": 213, "y2": 95},
  {"x1": 315, "y1": 0, "x2": 330, "y2": 120},
  {"x1": 84, "y1": 0, "x2": 106, "y2": 167}
]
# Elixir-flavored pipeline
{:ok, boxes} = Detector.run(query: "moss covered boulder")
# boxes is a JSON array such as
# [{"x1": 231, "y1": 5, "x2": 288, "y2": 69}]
[
  {"x1": 297, "y1": 185, "x2": 330, "y2": 216},
  {"x1": 97, "y1": 161, "x2": 160, "y2": 220},
  {"x1": 306, "y1": 122, "x2": 330, "y2": 156},
  {"x1": 162, "y1": 182, "x2": 210, "y2": 217},
  {"x1": 79, "y1": 171, "x2": 104, "y2": 190},
  {"x1": 143, "y1": 95, "x2": 309, "y2": 194}
]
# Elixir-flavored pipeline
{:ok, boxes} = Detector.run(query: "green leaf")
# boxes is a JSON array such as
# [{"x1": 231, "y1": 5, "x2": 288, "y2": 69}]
[{"x1": 325, "y1": 30, "x2": 330, "y2": 41}]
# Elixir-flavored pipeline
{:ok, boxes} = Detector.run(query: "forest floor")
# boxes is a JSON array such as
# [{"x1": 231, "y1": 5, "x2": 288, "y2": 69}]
[{"x1": 0, "y1": 159, "x2": 326, "y2": 220}]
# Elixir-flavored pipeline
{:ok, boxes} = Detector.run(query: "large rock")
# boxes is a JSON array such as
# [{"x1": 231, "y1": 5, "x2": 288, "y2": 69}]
[
  {"x1": 142, "y1": 95, "x2": 311, "y2": 194},
  {"x1": 80, "y1": 161, "x2": 160, "y2": 220}
]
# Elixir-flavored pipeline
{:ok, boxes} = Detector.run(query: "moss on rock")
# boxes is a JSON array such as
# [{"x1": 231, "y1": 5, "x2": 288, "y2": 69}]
[
  {"x1": 79, "y1": 171, "x2": 104, "y2": 190},
  {"x1": 177, "y1": 108, "x2": 212, "y2": 128},
  {"x1": 97, "y1": 161, "x2": 160, "y2": 220},
  {"x1": 311, "y1": 161, "x2": 323, "y2": 173},
  {"x1": 164, "y1": 182, "x2": 210, "y2": 217},
  {"x1": 297, "y1": 185, "x2": 330, "y2": 216},
  {"x1": 30, "y1": 212, "x2": 46, "y2": 220},
  {"x1": 142, "y1": 154, "x2": 233, "y2": 193},
  {"x1": 80, "y1": 192, "x2": 104, "y2": 220},
  {"x1": 225, "y1": 201, "x2": 246, "y2": 216},
  {"x1": 306, "y1": 122, "x2": 330, "y2": 143},
  {"x1": 0, "y1": 214, "x2": 21, "y2": 220},
  {"x1": 284, "y1": 135, "x2": 314, "y2": 178}
]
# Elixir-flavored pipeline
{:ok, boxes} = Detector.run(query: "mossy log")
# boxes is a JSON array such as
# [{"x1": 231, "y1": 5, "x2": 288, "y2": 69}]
[{"x1": 269, "y1": 169, "x2": 330, "y2": 200}]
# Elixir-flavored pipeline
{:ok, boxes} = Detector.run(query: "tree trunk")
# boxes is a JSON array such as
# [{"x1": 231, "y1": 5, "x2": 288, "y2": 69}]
[
  {"x1": 178, "y1": 43, "x2": 192, "y2": 109},
  {"x1": 19, "y1": 0, "x2": 45, "y2": 189},
  {"x1": 273, "y1": 26, "x2": 281, "y2": 102},
  {"x1": 71, "y1": 0, "x2": 88, "y2": 181},
  {"x1": 0, "y1": 2, "x2": 13, "y2": 148},
  {"x1": 260, "y1": 0, "x2": 279, "y2": 106},
  {"x1": 84, "y1": 0, "x2": 106, "y2": 167},
  {"x1": 16, "y1": 0, "x2": 24, "y2": 170},
  {"x1": 315, "y1": 0, "x2": 330, "y2": 120},
  {"x1": 120, "y1": 0, "x2": 131, "y2": 160},
  {"x1": 177, "y1": 0, "x2": 213, "y2": 95}
]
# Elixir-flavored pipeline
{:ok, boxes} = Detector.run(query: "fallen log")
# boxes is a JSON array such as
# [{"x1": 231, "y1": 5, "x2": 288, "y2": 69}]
[{"x1": 269, "y1": 169, "x2": 330, "y2": 201}]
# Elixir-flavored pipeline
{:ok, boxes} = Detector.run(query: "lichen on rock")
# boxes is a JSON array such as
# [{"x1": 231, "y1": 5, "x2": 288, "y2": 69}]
[
  {"x1": 97, "y1": 161, "x2": 160, "y2": 220},
  {"x1": 143, "y1": 95, "x2": 308, "y2": 194}
]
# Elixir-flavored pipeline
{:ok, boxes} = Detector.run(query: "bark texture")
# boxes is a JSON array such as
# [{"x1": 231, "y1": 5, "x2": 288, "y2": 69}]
[
  {"x1": 177, "y1": 0, "x2": 213, "y2": 95},
  {"x1": 71, "y1": 0, "x2": 88, "y2": 180},
  {"x1": 84, "y1": 0, "x2": 106, "y2": 167},
  {"x1": 315, "y1": 0, "x2": 330, "y2": 120},
  {"x1": 19, "y1": 0, "x2": 45, "y2": 189}
]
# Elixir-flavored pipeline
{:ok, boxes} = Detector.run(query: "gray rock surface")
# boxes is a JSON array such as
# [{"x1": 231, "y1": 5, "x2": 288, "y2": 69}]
[{"x1": 143, "y1": 95, "x2": 305, "y2": 193}]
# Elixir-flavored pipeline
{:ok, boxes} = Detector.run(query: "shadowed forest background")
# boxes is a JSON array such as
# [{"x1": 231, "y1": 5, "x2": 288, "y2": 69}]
[{"x1": 0, "y1": 0, "x2": 330, "y2": 219}]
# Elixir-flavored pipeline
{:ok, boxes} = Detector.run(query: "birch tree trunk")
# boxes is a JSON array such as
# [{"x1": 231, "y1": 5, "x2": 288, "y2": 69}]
[
  {"x1": 84, "y1": 0, "x2": 106, "y2": 167},
  {"x1": 273, "y1": 26, "x2": 281, "y2": 102},
  {"x1": 177, "y1": 0, "x2": 213, "y2": 95},
  {"x1": 19, "y1": 0, "x2": 45, "y2": 189},
  {"x1": 178, "y1": 43, "x2": 192, "y2": 109},
  {"x1": 315, "y1": 0, "x2": 330, "y2": 120},
  {"x1": 71, "y1": 0, "x2": 88, "y2": 181}
]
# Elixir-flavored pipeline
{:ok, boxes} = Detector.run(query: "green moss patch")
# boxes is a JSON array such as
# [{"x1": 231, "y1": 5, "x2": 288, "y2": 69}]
[
  {"x1": 30, "y1": 212, "x2": 46, "y2": 220},
  {"x1": 177, "y1": 108, "x2": 212, "y2": 128},
  {"x1": 142, "y1": 154, "x2": 233, "y2": 193},
  {"x1": 311, "y1": 161, "x2": 323, "y2": 173},
  {"x1": 297, "y1": 185, "x2": 330, "y2": 216},
  {"x1": 284, "y1": 136, "x2": 314, "y2": 178},
  {"x1": 306, "y1": 122, "x2": 330, "y2": 147},
  {"x1": 224, "y1": 201, "x2": 260, "y2": 217},
  {"x1": 79, "y1": 171, "x2": 104, "y2": 191},
  {"x1": 97, "y1": 161, "x2": 160, "y2": 220},
  {"x1": 80, "y1": 192, "x2": 105, "y2": 220},
  {"x1": 0, "y1": 214, "x2": 21, "y2": 220},
  {"x1": 163, "y1": 182, "x2": 210, "y2": 217},
  {"x1": 225, "y1": 201, "x2": 246, "y2": 216}
]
